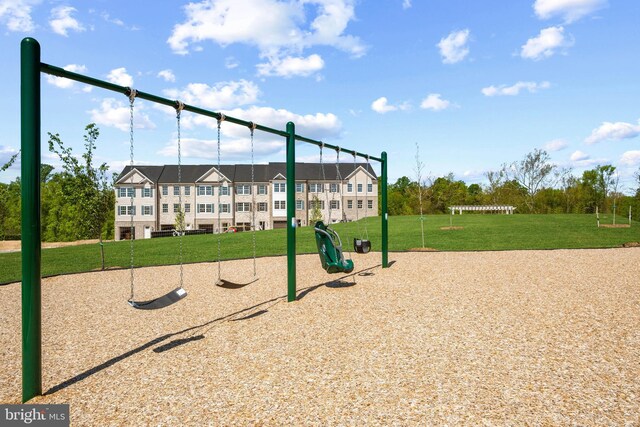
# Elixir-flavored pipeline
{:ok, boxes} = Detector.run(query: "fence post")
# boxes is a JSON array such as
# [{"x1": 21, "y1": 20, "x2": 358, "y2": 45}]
[{"x1": 21, "y1": 37, "x2": 42, "y2": 402}]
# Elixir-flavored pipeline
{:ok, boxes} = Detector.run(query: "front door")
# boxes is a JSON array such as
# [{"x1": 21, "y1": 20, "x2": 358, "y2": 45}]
[{"x1": 144, "y1": 226, "x2": 151, "y2": 239}]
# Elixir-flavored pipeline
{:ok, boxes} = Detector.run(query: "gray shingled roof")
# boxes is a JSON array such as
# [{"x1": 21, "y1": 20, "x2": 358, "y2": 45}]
[{"x1": 116, "y1": 162, "x2": 377, "y2": 184}]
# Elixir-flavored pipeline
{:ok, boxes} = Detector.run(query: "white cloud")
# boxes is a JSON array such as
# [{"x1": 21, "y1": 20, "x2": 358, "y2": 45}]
[
  {"x1": 437, "y1": 29, "x2": 470, "y2": 64},
  {"x1": 420, "y1": 94, "x2": 454, "y2": 111},
  {"x1": 585, "y1": 120, "x2": 640, "y2": 144},
  {"x1": 106, "y1": 68, "x2": 134, "y2": 87},
  {"x1": 0, "y1": 0, "x2": 39, "y2": 32},
  {"x1": 256, "y1": 54, "x2": 324, "y2": 78},
  {"x1": 163, "y1": 80, "x2": 260, "y2": 111},
  {"x1": 100, "y1": 11, "x2": 124, "y2": 27},
  {"x1": 371, "y1": 97, "x2": 410, "y2": 114},
  {"x1": 158, "y1": 105, "x2": 342, "y2": 159},
  {"x1": 521, "y1": 26, "x2": 573, "y2": 60},
  {"x1": 482, "y1": 81, "x2": 551, "y2": 96},
  {"x1": 570, "y1": 150, "x2": 589, "y2": 161},
  {"x1": 157, "y1": 69, "x2": 176, "y2": 82},
  {"x1": 619, "y1": 151, "x2": 640, "y2": 166},
  {"x1": 544, "y1": 138, "x2": 569, "y2": 152},
  {"x1": 45, "y1": 64, "x2": 87, "y2": 89},
  {"x1": 225, "y1": 57, "x2": 239, "y2": 69},
  {"x1": 89, "y1": 98, "x2": 155, "y2": 132},
  {"x1": 167, "y1": 0, "x2": 366, "y2": 63},
  {"x1": 49, "y1": 5, "x2": 85, "y2": 36},
  {"x1": 402, "y1": 0, "x2": 412, "y2": 9},
  {"x1": 534, "y1": 0, "x2": 607, "y2": 23}
]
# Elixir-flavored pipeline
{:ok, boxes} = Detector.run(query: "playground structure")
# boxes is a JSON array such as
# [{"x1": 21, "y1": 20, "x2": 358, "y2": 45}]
[{"x1": 19, "y1": 38, "x2": 389, "y2": 402}]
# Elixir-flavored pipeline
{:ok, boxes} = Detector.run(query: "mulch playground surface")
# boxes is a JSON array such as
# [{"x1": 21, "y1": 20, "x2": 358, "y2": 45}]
[{"x1": 1, "y1": 249, "x2": 639, "y2": 425}]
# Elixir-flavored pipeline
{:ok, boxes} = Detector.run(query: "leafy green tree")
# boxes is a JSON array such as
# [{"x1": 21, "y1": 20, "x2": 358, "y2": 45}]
[
  {"x1": 310, "y1": 195, "x2": 323, "y2": 223},
  {"x1": 466, "y1": 183, "x2": 483, "y2": 205},
  {"x1": 46, "y1": 123, "x2": 113, "y2": 242}
]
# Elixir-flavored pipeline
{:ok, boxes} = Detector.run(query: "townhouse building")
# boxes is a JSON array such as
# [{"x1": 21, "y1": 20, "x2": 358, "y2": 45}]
[{"x1": 114, "y1": 162, "x2": 378, "y2": 240}]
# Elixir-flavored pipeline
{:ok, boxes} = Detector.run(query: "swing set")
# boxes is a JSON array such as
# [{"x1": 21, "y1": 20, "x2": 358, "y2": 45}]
[{"x1": 19, "y1": 37, "x2": 389, "y2": 402}]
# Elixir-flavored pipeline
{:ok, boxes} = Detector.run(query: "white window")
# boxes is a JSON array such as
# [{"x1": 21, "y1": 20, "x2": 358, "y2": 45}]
[
  {"x1": 119, "y1": 187, "x2": 135, "y2": 198},
  {"x1": 258, "y1": 184, "x2": 267, "y2": 195},
  {"x1": 219, "y1": 203, "x2": 230, "y2": 213},
  {"x1": 173, "y1": 186, "x2": 180, "y2": 196},
  {"x1": 142, "y1": 205, "x2": 153, "y2": 215},
  {"x1": 295, "y1": 183, "x2": 304, "y2": 193},
  {"x1": 120, "y1": 205, "x2": 135, "y2": 215},
  {"x1": 219, "y1": 185, "x2": 229, "y2": 196},
  {"x1": 357, "y1": 200, "x2": 363, "y2": 209},
  {"x1": 347, "y1": 200, "x2": 353, "y2": 209},
  {"x1": 273, "y1": 183, "x2": 286, "y2": 193},
  {"x1": 173, "y1": 204, "x2": 180, "y2": 213},
  {"x1": 184, "y1": 186, "x2": 191, "y2": 196},
  {"x1": 330, "y1": 183, "x2": 338, "y2": 193},
  {"x1": 142, "y1": 187, "x2": 153, "y2": 198},
  {"x1": 347, "y1": 183, "x2": 353, "y2": 193},
  {"x1": 162, "y1": 185, "x2": 168, "y2": 196},
  {"x1": 236, "y1": 184, "x2": 251, "y2": 195},
  {"x1": 309, "y1": 183, "x2": 323, "y2": 193},
  {"x1": 185, "y1": 204, "x2": 191, "y2": 213},
  {"x1": 330, "y1": 200, "x2": 340, "y2": 210},
  {"x1": 310, "y1": 200, "x2": 324, "y2": 210},
  {"x1": 162, "y1": 204, "x2": 168, "y2": 213},
  {"x1": 197, "y1": 185, "x2": 213, "y2": 196},
  {"x1": 236, "y1": 202, "x2": 251, "y2": 212},
  {"x1": 198, "y1": 204, "x2": 213, "y2": 213},
  {"x1": 296, "y1": 200, "x2": 304, "y2": 210},
  {"x1": 368, "y1": 200, "x2": 373, "y2": 210},
  {"x1": 257, "y1": 202, "x2": 268, "y2": 212},
  {"x1": 367, "y1": 183, "x2": 373, "y2": 193},
  {"x1": 357, "y1": 183, "x2": 363, "y2": 193},
  {"x1": 274, "y1": 200, "x2": 286, "y2": 210}
]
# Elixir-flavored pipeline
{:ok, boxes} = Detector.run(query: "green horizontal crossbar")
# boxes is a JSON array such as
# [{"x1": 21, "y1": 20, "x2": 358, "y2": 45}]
[{"x1": 39, "y1": 62, "x2": 382, "y2": 163}]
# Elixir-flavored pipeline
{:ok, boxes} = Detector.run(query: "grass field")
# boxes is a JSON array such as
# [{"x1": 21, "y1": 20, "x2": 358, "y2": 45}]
[{"x1": 1, "y1": 214, "x2": 638, "y2": 284}]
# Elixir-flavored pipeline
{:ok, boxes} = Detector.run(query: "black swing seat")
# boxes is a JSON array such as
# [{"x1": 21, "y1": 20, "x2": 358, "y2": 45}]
[
  {"x1": 314, "y1": 221, "x2": 354, "y2": 274},
  {"x1": 215, "y1": 277, "x2": 259, "y2": 289},
  {"x1": 128, "y1": 287, "x2": 187, "y2": 310},
  {"x1": 353, "y1": 238, "x2": 371, "y2": 254}
]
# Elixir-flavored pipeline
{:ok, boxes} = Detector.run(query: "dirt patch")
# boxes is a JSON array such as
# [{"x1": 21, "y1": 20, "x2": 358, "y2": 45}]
[
  {"x1": 439, "y1": 226, "x2": 464, "y2": 230},
  {"x1": 600, "y1": 224, "x2": 631, "y2": 228},
  {"x1": 0, "y1": 239, "x2": 108, "y2": 253},
  {"x1": 622, "y1": 241, "x2": 640, "y2": 248},
  {"x1": 409, "y1": 247, "x2": 438, "y2": 252}
]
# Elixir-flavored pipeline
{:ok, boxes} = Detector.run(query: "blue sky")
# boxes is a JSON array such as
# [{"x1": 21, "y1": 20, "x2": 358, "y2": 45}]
[{"x1": 1, "y1": 0, "x2": 639, "y2": 191}]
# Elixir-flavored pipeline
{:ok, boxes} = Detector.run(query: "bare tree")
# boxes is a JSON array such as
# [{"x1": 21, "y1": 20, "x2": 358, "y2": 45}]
[
  {"x1": 504, "y1": 149, "x2": 556, "y2": 213},
  {"x1": 485, "y1": 169, "x2": 505, "y2": 204}
]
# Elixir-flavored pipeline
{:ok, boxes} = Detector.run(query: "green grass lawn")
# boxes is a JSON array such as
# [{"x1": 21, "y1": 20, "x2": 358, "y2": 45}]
[{"x1": 1, "y1": 214, "x2": 638, "y2": 284}]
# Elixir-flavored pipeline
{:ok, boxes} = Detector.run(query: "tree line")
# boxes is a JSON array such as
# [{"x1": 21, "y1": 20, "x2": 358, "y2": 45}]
[{"x1": 387, "y1": 148, "x2": 640, "y2": 218}]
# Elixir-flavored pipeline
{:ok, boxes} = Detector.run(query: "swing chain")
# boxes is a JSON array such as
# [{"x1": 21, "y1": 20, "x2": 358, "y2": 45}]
[
  {"x1": 127, "y1": 88, "x2": 137, "y2": 302},
  {"x1": 175, "y1": 101, "x2": 185, "y2": 289},
  {"x1": 216, "y1": 116, "x2": 223, "y2": 282},
  {"x1": 249, "y1": 122, "x2": 257, "y2": 277}
]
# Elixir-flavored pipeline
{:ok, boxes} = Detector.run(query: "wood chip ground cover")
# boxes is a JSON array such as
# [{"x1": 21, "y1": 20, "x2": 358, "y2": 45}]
[{"x1": 1, "y1": 249, "x2": 639, "y2": 425}]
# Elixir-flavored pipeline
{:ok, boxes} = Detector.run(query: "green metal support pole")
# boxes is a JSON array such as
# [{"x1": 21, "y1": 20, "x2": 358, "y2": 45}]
[
  {"x1": 20, "y1": 37, "x2": 42, "y2": 402},
  {"x1": 286, "y1": 122, "x2": 297, "y2": 301},
  {"x1": 381, "y1": 151, "x2": 389, "y2": 268}
]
